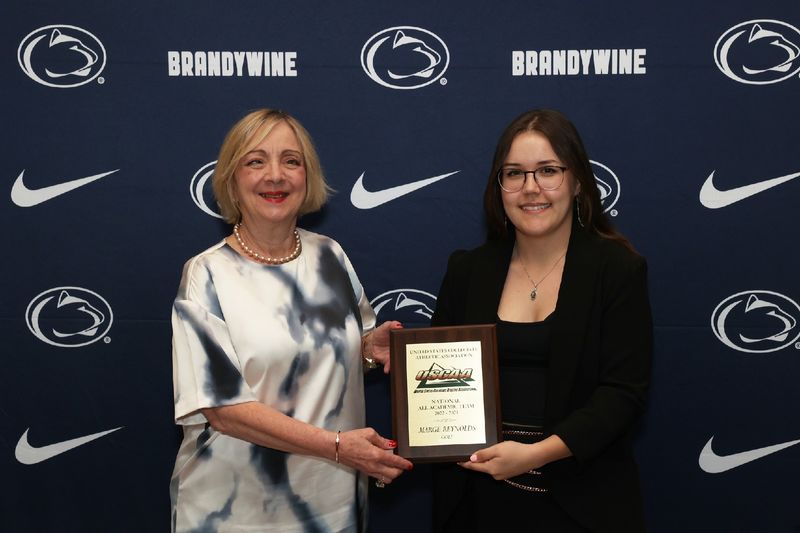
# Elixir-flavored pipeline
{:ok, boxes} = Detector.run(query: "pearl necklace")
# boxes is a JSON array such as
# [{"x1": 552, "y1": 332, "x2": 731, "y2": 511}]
[
  {"x1": 517, "y1": 247, "x2": 567, "y2": 301},
  {"x1": 233, "y1": 223, "x2": 301, "y2": 265}
]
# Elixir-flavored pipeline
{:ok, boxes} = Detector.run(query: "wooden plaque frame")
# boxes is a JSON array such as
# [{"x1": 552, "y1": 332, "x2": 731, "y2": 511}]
[{"x1": 389, "y1": 324, "x2": 501, "y2": 463}]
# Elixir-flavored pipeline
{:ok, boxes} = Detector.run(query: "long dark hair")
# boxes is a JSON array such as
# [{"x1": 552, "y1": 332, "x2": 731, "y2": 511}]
[{"x1": 483, "y1": 109, "x2": 633, "y2": 251}]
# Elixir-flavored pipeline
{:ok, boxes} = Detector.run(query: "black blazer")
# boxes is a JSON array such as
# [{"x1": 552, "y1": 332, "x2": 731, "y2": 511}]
[{"x1": 431, "y1": 221, "x2": 653, "y2": 533}]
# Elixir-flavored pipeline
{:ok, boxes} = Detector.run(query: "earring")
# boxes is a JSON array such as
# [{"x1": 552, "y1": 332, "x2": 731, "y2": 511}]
[{"x1": 575, "y1": 198, "x2": 584, "y2": 227}]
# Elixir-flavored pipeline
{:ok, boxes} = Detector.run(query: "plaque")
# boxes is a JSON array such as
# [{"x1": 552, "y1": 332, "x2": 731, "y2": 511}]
[{"x1": 389, "y1": 324, "x2": 501, "y2": 462}]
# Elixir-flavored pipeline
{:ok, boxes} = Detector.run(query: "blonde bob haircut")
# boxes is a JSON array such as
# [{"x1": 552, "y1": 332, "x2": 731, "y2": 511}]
[{"x1": 212, "y1": 108, "x2": 331, "y2": 224}]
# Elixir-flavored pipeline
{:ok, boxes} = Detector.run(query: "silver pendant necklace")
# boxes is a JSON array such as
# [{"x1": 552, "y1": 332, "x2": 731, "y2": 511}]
[{"x1": 517, "y1": 247, "x2": 567, "y2": 301}]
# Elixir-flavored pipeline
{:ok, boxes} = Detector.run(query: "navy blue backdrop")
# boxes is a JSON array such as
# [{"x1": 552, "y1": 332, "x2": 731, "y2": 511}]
[{"x1": 3, "y1": 1, "x2": 800, "y2": 531}]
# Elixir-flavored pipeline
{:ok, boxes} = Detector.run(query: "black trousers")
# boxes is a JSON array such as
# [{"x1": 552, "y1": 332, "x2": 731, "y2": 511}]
[{"x1": 439, "y1": 469, "x2": 591, "y2": 533}]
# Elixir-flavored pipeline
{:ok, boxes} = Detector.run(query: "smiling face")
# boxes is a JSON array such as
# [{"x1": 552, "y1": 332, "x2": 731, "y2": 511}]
[
  {"x1": 233, "y1": 120, "x2": 307, "y2": 230},
  {"x1": 501, "y1": 131, "x2": 580, "y2": 241}
]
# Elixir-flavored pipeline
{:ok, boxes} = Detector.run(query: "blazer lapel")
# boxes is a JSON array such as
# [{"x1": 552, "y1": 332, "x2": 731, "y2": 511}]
[
  {"x1": 546, "y1": 223, "x2": 599, "y2": 423},
  {"x1": 465, "y1": 239, "x2": 514, "y2": 324}
]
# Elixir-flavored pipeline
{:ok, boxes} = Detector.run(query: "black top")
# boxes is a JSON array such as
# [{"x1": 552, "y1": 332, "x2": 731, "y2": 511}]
[{"x1": 496, "y1": 316, "x2": 551, "y2": 427}]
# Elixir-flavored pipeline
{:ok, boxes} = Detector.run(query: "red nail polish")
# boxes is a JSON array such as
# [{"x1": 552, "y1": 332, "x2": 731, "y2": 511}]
[{"x1": 387, "y1": 440, "x2": 397, "y2": 448}]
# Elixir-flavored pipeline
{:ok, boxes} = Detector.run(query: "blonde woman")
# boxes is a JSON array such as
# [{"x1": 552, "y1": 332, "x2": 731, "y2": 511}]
[{"x1": 170, "y1": 109, "x2": 411, "y2": 532}]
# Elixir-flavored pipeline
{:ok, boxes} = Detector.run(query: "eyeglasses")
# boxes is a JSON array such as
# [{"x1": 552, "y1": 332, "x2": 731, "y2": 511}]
[{"x1": 496, "y1": 165, "x2": 568, "y2": 192}]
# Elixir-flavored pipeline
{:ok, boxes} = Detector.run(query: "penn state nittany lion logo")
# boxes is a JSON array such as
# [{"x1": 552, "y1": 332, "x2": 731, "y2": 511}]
[
  {"x1": 190, "y1": 161, "x2": 223, "y2": 218},
  {"x1": 370, "y1": 289, "x2": 436, "y2": 328},
  {"x1": 26, "y1": 287, "x2": 113, "y2": 347},
  {"x1": 590, "y1": 160, "x2": 621, "y2": 215},
  {"x1": 18, "y1": 25, "x2": 107, "y2": 88},
  {"x1": 715, "y1": 19, "x2": 800, "y2": 85},
  {"x1": 361, "y1": 26, "x2": 449, "y2": 89},
  {"x1": 711, "y1": 290, "x2": 800, "y2": 353}
]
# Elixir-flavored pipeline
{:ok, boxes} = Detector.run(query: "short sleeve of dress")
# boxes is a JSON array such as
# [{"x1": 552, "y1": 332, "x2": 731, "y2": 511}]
[
  {"x1": 338, "y1": 243, "x2": 377, "y2": 335},
  {"x1": 171, "y1": 254, "x2": 257, "y2": 425}
]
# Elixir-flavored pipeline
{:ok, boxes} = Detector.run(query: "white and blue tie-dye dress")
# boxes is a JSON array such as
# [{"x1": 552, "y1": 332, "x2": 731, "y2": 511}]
[{"x1": 170, "y1": 229, "x2": 375, "y2": 533}]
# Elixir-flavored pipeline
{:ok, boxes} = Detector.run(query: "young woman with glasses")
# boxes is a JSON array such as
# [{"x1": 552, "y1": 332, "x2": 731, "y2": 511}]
[{"x1": 430, "y1": 109, "x2": 652, "y2": 533}]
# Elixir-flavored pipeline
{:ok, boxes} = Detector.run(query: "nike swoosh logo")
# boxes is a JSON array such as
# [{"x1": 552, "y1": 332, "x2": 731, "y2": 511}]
[
  {"x1": 15, "y1": 427, "x2": 123, "y2": 465},
  {"x1": 698, "y1": 435, "x2": 800, "y2": 473},
  {"x1": 350, "y1": 170, "x2": 460, "y2": 209},
  {"x1": 699, "y1": 169, "x2": 800, "y2": 209},
  {"x1": 11, "y1": 169, "x2": 120, "y2": 207}
]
